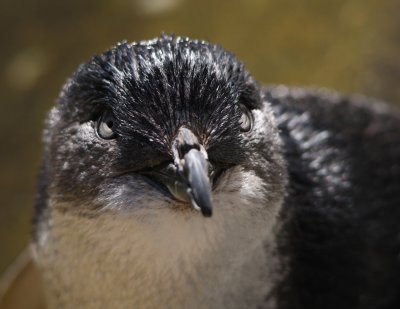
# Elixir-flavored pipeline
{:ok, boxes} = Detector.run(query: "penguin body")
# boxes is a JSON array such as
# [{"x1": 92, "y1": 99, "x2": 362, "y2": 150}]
[{"x1": 33, "y1": 36, "x2": 400, "y2": 309}]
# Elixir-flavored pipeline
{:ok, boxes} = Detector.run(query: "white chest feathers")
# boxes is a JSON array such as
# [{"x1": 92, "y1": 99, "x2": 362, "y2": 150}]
[{"x1": 33, "y1": 171, "x2": 282, "y2": 309}]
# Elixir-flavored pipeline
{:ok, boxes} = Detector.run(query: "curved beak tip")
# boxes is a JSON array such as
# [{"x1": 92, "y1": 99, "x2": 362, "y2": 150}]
[
  {"x1": 201, "y1": 206, "x2": 213, "y2": 217},
  {"x1": 190, "y1": 195, "x2": 213, "y2": 217}
]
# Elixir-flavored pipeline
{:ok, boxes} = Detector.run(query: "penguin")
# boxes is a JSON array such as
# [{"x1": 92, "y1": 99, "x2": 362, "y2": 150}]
[{"x1": 32, "y1": 35, "x2": 400, "y2": 309}]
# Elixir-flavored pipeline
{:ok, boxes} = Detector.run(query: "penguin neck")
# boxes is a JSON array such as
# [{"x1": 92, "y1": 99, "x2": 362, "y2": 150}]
[{"x1": 34, "y1": 195, "x2": 283, "y2": 309}]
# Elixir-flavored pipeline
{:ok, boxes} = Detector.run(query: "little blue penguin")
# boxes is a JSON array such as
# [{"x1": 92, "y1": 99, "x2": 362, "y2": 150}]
[{"x1": 32, "y1": 35, "x2": 400, "y2": 309}]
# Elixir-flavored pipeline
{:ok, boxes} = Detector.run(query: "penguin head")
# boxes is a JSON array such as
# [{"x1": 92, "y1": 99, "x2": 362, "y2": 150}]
[{"x1": 43, "y1": 35, "x2": 286, "y2": 220}]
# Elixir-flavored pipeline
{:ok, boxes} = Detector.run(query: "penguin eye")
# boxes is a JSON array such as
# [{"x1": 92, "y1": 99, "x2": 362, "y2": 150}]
[
  {"x1": 239, "y1": 104, "x2": 252, "y2": 132},
  {"x1": 97, "y1": 110, "x2": 117, "y2": 139}
]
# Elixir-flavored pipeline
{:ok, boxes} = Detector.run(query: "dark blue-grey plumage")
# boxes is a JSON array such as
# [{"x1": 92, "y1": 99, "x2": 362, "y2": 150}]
[{"x1": 267, "y1": 88, "x2": 400, "y2": 309}]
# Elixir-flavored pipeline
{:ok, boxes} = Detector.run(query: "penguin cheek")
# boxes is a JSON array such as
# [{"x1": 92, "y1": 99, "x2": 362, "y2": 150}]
[
  {"x1": 94, "y1": 175, "x2": 171, "y2": 213},
  {"x1": 52, "y1": 122, "x2": 118, "y2": 192}
]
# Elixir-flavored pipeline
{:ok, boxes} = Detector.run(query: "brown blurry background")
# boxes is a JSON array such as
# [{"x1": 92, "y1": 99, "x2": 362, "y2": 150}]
[{"x1": 1, "y1": 0, "x2": 399, "y2": 276}]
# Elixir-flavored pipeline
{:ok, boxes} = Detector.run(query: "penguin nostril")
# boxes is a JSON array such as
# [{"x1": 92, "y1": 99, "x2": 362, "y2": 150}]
[
  {"x1": 178, "y1": 143, "x2": 201, "y2": 159},
  {"x1": 172, "y1": 127, "x2": 202, "y2": 160}
]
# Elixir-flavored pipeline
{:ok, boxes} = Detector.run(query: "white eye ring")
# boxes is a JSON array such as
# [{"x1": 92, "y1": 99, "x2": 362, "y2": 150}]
[
  {"x1": 97, "y1": 110, "x2": 116, "y2": 139},
  {"x1": 239, "y1": 104, "x2": 252, "y2": 132}
]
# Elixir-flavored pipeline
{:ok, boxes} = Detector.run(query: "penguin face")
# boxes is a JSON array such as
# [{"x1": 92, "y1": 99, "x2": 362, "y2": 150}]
[{"x1": 44, "y1": 36, "x2": 286, "y2": 218}]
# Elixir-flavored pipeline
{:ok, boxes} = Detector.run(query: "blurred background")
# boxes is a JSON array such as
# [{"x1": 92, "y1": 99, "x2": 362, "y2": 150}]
[{"x1": 1, "y1": 0, "x2": 399, "y2": 277}]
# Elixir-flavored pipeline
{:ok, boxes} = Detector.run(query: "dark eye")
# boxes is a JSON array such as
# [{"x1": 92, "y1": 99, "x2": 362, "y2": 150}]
[
  {"x1": 97, "y1": 110, "x2": 117, "y2": 139},
  {"x1": 239, "y1": 104, "x2": 252, "y2": 132}
]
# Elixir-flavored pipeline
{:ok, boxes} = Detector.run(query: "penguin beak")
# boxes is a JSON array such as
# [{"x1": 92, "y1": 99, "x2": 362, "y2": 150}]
[
  {"x1": 173, "y1": 147, "x2": 212, "y2": 217},
  {"x1": 142, "y1": 127, "x2": 213, "y2": 217}
]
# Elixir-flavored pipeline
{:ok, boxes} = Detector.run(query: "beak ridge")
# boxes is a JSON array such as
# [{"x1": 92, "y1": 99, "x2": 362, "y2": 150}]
[{"x1": 181, "y1": 148, "x2": 213, "y2": 217}]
